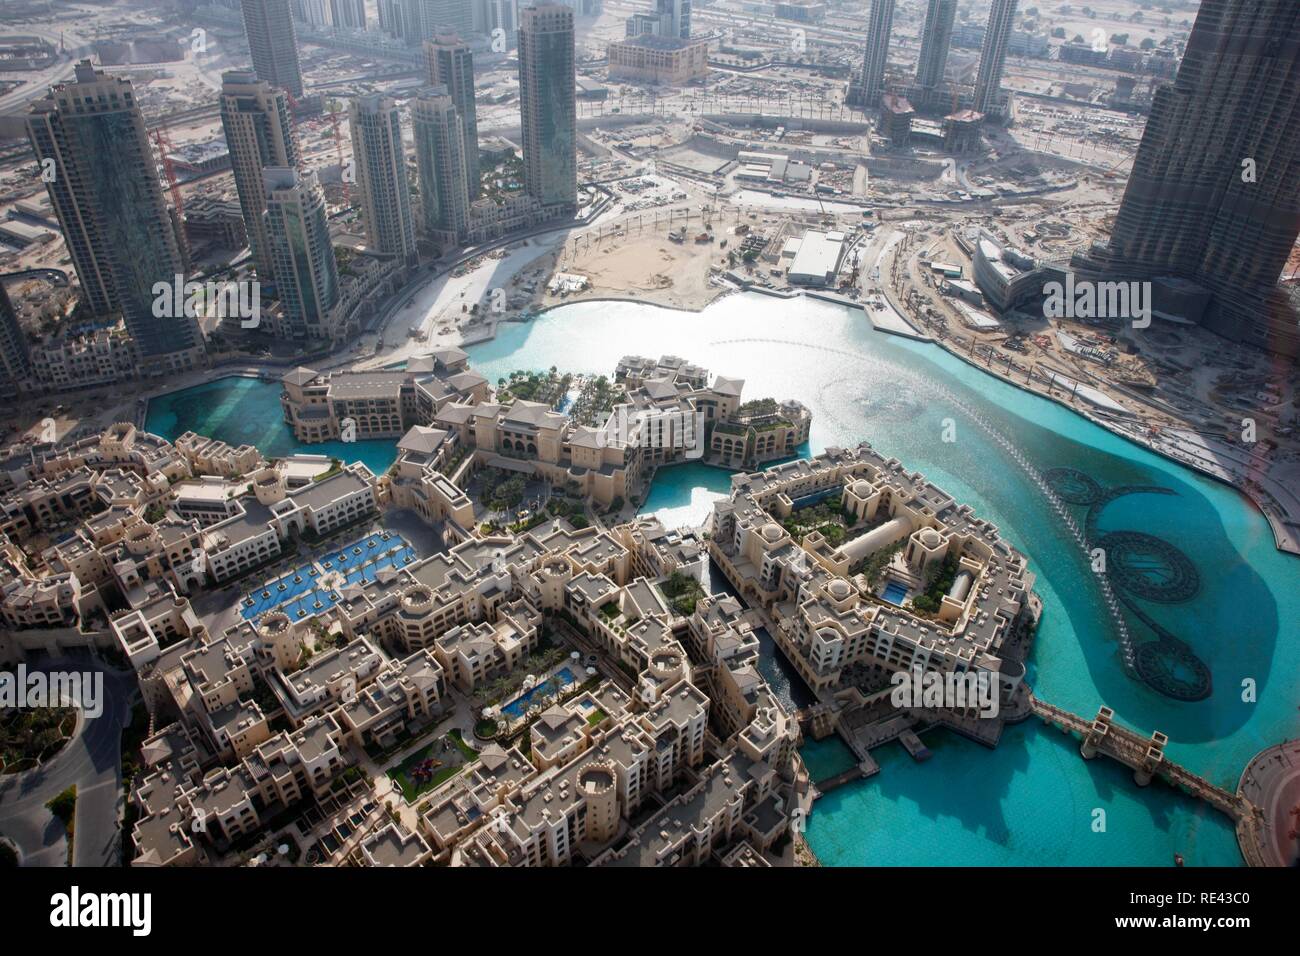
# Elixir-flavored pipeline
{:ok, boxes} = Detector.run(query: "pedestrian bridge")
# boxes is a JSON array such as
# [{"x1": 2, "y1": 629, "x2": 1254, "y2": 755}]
[{"x1": 1030, "y1": 696, "x2": 1251, "y2": 822}]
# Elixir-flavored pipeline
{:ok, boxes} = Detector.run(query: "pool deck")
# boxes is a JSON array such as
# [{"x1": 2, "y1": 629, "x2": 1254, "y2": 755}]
[{"x1": 239, "y1": 531, "x2": 417, "y2": 624}]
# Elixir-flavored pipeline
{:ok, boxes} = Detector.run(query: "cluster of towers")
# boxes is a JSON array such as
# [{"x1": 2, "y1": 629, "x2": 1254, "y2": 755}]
[
  {"x1": 19, "y1": 1, "x2": 579, "y2": 373},
  {"x1": 856, "y1": 0, "x2": 1300, "y2": 356},
  {"x1": 856, "y1": 0, "x2": 1015, "y2": 117}
]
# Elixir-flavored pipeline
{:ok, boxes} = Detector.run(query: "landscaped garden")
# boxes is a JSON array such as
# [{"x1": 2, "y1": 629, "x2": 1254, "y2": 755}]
[
  {"x1": 909, "y1": 556, "x2": 961, "y2": 615},
  {"x1": 496, "y1": 367, "x2": 574, "y2": 408},
  {"x1": 658, "y1": 570, "x2": 705, "y2": 616},
  {"x1": 781, "y1": 494, "x2": 858, "y2": 548},
  {"x1": 1, "y1": 706, "x2": 76, "y2": 774},
  {"x1": 387, "y1": 730, "x2": 479, "y2": 802}
]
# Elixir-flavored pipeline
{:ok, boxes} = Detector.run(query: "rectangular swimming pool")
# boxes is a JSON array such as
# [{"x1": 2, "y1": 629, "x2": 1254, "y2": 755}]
[
  {"x1": 881, "y1": 580, "x2": 910, "y2": 606},
  {"x1": 500, "y1": 667, "x2": 578, "y2": 720},
  {"x1": 240, "y1": 532, "x2": 415, "y2": 622}
]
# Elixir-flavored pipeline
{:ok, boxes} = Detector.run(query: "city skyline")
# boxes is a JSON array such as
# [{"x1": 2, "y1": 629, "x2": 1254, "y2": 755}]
[{"x1": 0, "y1": 0, "x2": 1295, "y2": 886}]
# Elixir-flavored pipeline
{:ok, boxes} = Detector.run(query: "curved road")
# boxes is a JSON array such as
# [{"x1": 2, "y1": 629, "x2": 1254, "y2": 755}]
[{"x1": 0, "y1": 653, "x2": 135, "y2": 867}]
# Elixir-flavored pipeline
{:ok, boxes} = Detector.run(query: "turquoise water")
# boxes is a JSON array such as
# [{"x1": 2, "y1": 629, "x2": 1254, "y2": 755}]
[
  {"x1": 638, "y1": 461, "x2": 737, "y2": 528},
  {"x1": 881, "y1": 580, "x2": 909, "y2": 605},
  {"x1": 462, "y1": 292, "x2": 1300, "y2": 867},
  {"x1": 804, "y1": 724, "x2": 1242, "y2": 867},
  {"x1": 144, "y1": 375, "x2": 400, "y2": 475},
  {"x1": 149, "y1": 293, "x2": 1299, "y2": 866},
  {"x1": 240, "y1": 533, "x2": 417, "y2": 623},
  {"x1": 501, "y1": 667, "x2": 577, "y2": 719}
]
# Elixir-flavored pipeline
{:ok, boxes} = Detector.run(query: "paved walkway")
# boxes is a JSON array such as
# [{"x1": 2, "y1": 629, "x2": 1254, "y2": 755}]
[
  {"x1": 0, "y1": 652, "x2": 136, "y2": 867},
  {"x1": 1236, "y1": 739, "x2": 1300, "y2": 868}
]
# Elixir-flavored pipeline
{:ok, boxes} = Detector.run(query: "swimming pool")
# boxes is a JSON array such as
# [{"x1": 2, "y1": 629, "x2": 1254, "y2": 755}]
[
  {"x1": 500, "y1": 667, "x2": 577, "y2": 720},
  {"x1": 240, "y1": 532, "x2": 416, "y2": 622},
  {"x1": 881, "y1": 580, "x2": 909, "y2": 606}
]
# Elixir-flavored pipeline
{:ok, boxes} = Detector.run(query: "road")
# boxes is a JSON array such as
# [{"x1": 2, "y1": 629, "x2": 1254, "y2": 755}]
[{"x1": 0, "y1": 652, "x2": 136, "y2": 867}]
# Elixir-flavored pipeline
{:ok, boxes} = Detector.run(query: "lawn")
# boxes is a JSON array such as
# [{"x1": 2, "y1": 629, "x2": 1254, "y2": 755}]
[{"x1": 387, "y1": 731, "x2": 479, "y2": 802}]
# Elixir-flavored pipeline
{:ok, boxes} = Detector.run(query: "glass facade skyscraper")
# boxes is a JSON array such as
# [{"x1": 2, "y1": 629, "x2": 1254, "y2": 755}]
[
  {"x1": 220, "y1": 70, "x2": 299, "y2": 282},
  {"x1": 241, "y1": 0, "x2": 305, "y2": 98},
  {"x1": 518, "y1": 3, "x2": 576, "y2": 212},
  {"x1": 425, "y1": 34, "x2": 481, "y2": 200},
  {"x1": 264, "y1": 167, "x2": 341, "y2": 342},
  {"x1": 349, "y1": 95, "x2": 418, "y2": 264},
  {"x1": 413, "y1": 87, "x2": 471, "y2": 243},
  {"x1": 1087, "y1": 0, "x2": 1300, "y2": 356},
  {"x1": 26, "y1": 61, "x2": 202, "y2": 371}
]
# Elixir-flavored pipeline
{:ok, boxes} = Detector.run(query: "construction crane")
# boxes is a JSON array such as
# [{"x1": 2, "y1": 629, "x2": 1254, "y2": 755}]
[{"x1": 151, "y1": 125, "x2": 189, "y2": 262}]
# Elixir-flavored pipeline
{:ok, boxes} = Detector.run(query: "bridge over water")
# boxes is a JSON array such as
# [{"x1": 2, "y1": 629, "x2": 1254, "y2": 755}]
[{"x1": 1031, "y1": 697, "x2": 1248, "y2": 819}]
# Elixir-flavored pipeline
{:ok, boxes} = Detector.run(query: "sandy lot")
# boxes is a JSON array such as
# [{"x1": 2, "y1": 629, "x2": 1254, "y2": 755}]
[{"x1": 544, "y1": 228, "x2": 728, "y2": 311}]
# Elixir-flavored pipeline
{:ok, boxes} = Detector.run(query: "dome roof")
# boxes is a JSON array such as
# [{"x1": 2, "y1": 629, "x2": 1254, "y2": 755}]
[{"x1": 761, "y1": 522, "x2": 783, "y2": 542}]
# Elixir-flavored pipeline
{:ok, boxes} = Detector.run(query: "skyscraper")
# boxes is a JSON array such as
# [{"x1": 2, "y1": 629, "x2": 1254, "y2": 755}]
[
  {"x1": 27, "y1": 61, "x2": 202, "y2": 371},
  {"x1": 263, "y1": 167, "x2": 341, "y2": 342},
  {"x1": 915, "y1": 0, "x2": 956, "y2": 91},
  {"x1": 330, "y1": 0, "x2": 367, "y2": 29},
  {"x1": 412, "y1": 87, "x2": 471, "y2": 244},
  {"x1": 220, "y1": 70, "x2": 299, "y2": 281},
  {"x1": 626, "y1": 0, "x2": 689, "y2": 39},
  {"x1": 419, "y1": 0, "x2": 475, "y2": 37},
  {"x1": 518, "y1": 3, "x2": 577, "y2": 212},
  {"x1": 1088, "y1": 0, "x2": 1300, "y2": 355},
  {"x1": 424, "y1": 33, "x2": 481, "y2": 199},
  {"x1": 349, "y1": 94, "x2": 418, "y2": 263},
  {"x1": 859, "y1": 0, "x2": 895, "y2": 107},
  {"x1": 972, "y1": 0, "x2": 1017, "y2": 115},
  {"x1": 241, "y1": 0, "x2": 305, "y2": 99},
  {"x1": 377, "y1": 0, "x2": 421, "y2": 43},
  {"x1": 0, "y1": 283, "x2": 30, "y2": 395},
  {"x1": 483, "y1": 0, "x2": 519, "y2": 42}
]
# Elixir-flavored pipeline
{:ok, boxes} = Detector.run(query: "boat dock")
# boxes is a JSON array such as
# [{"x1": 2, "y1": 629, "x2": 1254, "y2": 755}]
[{"x1": 814, "y1": 754, "x2": 880, "y2": 795}]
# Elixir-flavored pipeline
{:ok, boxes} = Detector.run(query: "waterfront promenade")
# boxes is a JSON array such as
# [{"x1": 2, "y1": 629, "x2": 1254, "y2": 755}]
[{"x1": 1236, "y1": 739, "x2": 1300, "y2": 868}]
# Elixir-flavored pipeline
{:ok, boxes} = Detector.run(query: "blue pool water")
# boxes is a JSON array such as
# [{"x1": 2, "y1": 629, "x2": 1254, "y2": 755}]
[
  {"x1": 240, "y1": 533, "x2": 415, "y2": 622},
  {"x1": 881, "y1": 580, "x2": 909, "y2": 605},
  {"x1": 461, "y1": 293, "x2": 1300, "y2": 867},
  {"x1": 145, "y1": 375, "x2": 400, "y2": 475},
  {"x1": 151, "y1": 291, "x2": 1300, "y2": 866},
  {"x1": 501, "y1": 667, "x2": 577, "y2": 719},
  {"x1": 636, "y1": 462, "x2": 739, "y2": 528}
]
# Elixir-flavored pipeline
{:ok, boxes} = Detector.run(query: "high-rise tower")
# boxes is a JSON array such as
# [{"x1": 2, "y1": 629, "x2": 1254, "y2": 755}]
[
  {"x1": 349, "y1": 95, "x2": 418, "y2": 263},
  {"x1": 330, "y1": 0, "x2": 367, "y2": 28},
  {"x1": 424, "y1": 33, "x2": 481, "y2": 199},
  {"x1": 859, "y1": 0, "x2": 895, "y2": 108},
  {"x1": 915, "y1": 0, "x2": 956, "y2": 91},
  {"x1": 263, "y1": 167, "x2": 342, "y2": 342},
  {"x1": 412, "y1": 87, "x2": 471, "y2": 244},
  {"x1": 220, "y1": 70, "x2": 299, "y2": 281},
  {"x1": 518, "y1": 3, "x2": 576, "y2": 212},
  {"x1": 1089, "y1": 0, "x2": 1300, "y2": 355},
  {"x1": 0, "y1": 283, "x2": 30, "y2": 394},
  {"x1": 27, "y1": 61, "x2": 202, "y2": 371},
  {"x1": 972, "y1": 0, "x2": 1016, "y2": 115},
  {"x1": 241, "y1": 0, "x2": 305, "y2": 98}
]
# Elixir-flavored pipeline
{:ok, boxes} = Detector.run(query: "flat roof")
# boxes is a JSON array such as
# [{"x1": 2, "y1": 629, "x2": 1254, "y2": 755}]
[{"x1": 787, "y1": 230, "x2": 845, "y2": 283}]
